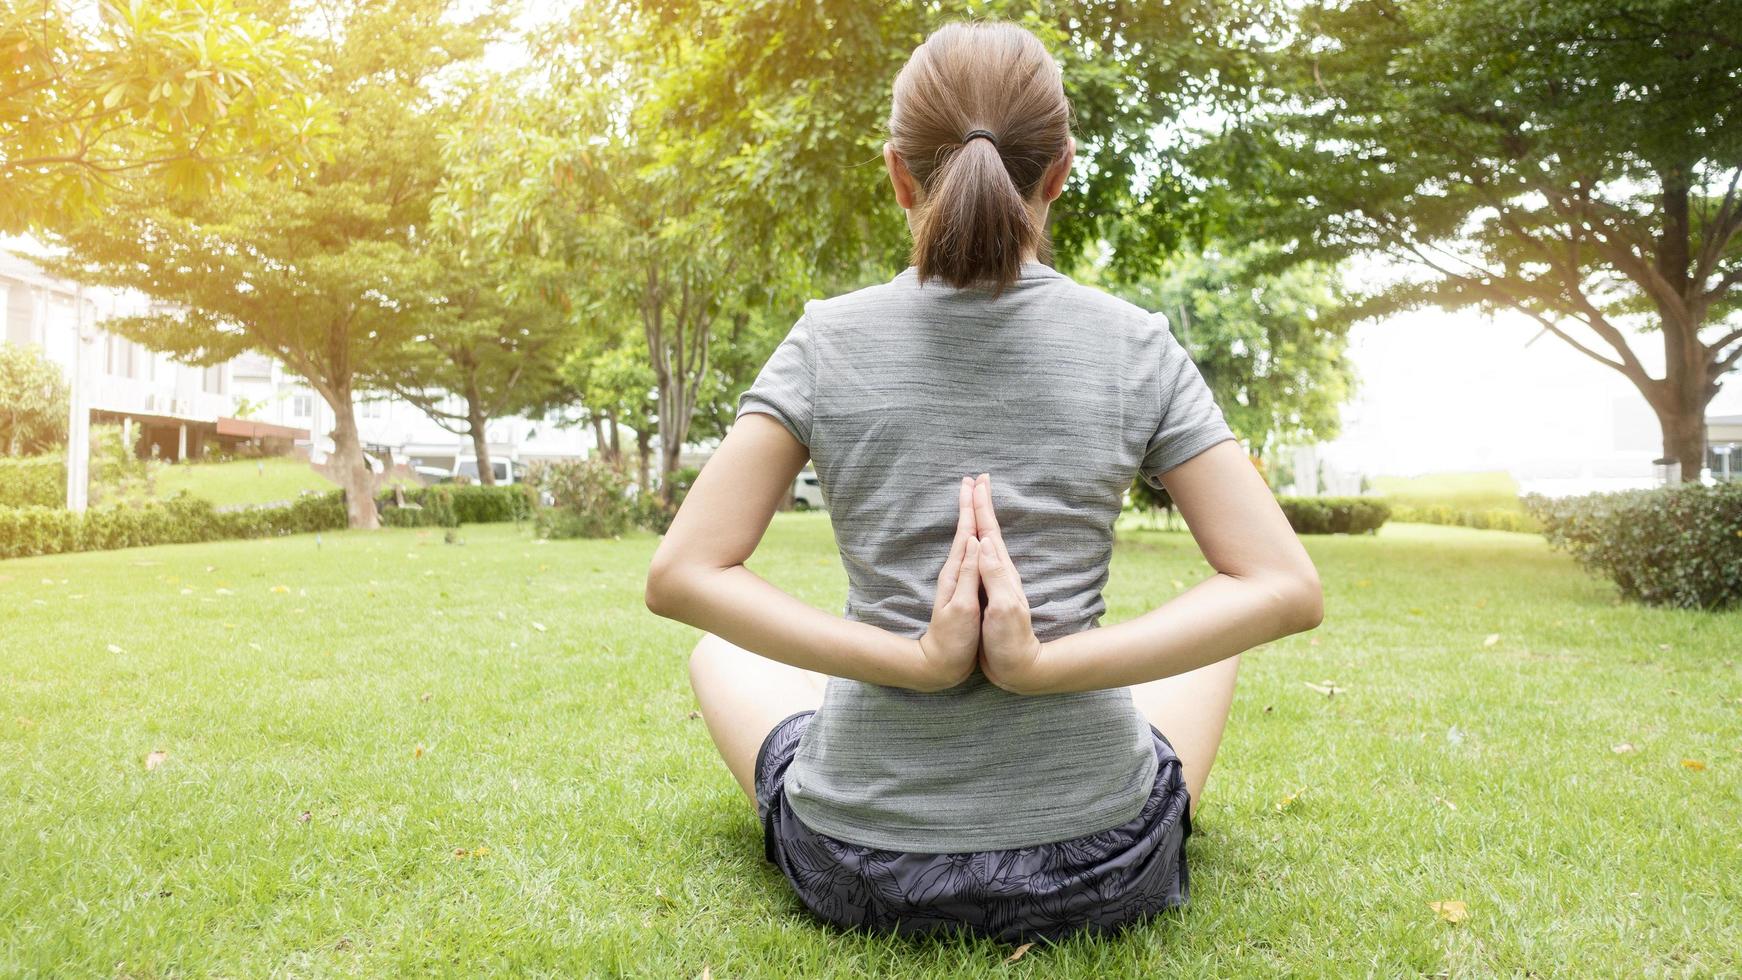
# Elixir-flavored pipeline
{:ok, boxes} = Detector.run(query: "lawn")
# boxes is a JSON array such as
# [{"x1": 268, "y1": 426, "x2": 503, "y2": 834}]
[
  {"x1": 2, "y1": 517, "x2": 1738, "y2": 976},
  {"x1": 150, "y1": 457, "x2": 337, "y2": 508}
]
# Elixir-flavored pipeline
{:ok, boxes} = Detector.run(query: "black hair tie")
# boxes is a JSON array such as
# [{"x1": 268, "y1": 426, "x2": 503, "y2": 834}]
[{"x1": 962, "y1": 129, "x2": 999, "y2": 148}]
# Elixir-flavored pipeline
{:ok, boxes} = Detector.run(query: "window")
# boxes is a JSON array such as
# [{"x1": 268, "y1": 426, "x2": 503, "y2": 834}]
[
  {"x1": 292, "y1": 394, "x2": 313, "y2": 418},
  {"x1": 202, "y1": 364, "x2": 225, "y2": 395},
  {"x1": 5, "y1": 283, "x2": 35, "y2": 346},
  {"x1": 361, "y1": 400, "x2": 384, "y2": 419}
]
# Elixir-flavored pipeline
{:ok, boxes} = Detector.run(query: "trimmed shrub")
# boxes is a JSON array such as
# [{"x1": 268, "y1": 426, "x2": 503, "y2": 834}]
[
  {"x1": 1389, "y1": 503, "x2": 1540, "y2": 533},
  {"x1": 1276, "y1": 495, "x2": 1391, "y2": 534},
  {"x1": 631, "y1": 492, "x2": 677, "y2": 535},
  {"x1": 534, "y1": 458, "x2": 637, "y2": 539},
  {"x1": 0, "y1": 455, "x2": 64, "y2": 508},
  {"x1": 441, "y1": 484, "x2": 534, "y2": 524},
  {"x1": 0, "y1": 491, "x2": 348, "y2": 560},
  {"x1": 1524, "y1": 484, "x2": 1742, "y2": 610},
  {"x1": 377, "y1": 486, "x2": 459, "y2": 529}
]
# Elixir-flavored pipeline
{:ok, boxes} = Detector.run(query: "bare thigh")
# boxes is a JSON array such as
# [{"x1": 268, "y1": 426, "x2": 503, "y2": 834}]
[
  {"x1": 1129, "y1": 654, "x2": 1242, "y2": 818},
  {"x1": 688, "y1": 633, "x2": 828, "y2": 805}
]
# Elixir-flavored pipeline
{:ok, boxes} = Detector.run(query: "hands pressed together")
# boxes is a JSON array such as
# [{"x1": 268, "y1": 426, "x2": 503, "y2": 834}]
[{"x1": 915, "y1": 473, "x2": 1047, "y2": 694}]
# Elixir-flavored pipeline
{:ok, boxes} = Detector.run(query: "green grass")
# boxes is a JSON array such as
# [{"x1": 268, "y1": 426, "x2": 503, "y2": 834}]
[
  {"x1": 3, "y1": 518, "x2": 1739, "y2": 976},
  {"x1": 1372, "y1": 471, "x2": 1526, "y2": 511},
  {"x1": 150, "y1": 457, "x2": 337, "y2": 508}
]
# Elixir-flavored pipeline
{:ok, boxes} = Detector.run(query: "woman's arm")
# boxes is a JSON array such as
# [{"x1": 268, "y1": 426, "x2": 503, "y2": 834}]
[
  {"x1": 988, "y1": 439, "x2": 1324, "y2": 695},
  {"x1": 644, "y1": 413, "x2": 979, "y2": 693}
]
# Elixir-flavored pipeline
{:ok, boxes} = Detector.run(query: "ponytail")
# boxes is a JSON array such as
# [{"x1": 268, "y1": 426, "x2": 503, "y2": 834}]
[
  {"x1": 911, "y1": 137, "x2": 1043, "y2": 292},
  {"x1": 889, "y1": 22, "x2": 1072, "y2": 294}
]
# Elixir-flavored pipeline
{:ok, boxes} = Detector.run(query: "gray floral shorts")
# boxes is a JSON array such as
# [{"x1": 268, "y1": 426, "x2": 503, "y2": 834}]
[{"x1": 753, "y1": 710, "x2": 1191, "y2": 944}]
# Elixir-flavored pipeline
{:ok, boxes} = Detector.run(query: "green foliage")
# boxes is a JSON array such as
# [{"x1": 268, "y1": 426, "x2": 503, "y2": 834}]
[
  {"x1": 0, "y1": 491, "x2": 346, "y2": 560},
  {"x1": 1108, "y1": 245, "x2": 1355, "y2": 454},
  {"x1": 0, "y1": 0, "x2": 327, "y2": 234},
  {"x1": 1389, "y1": 504, "x2": 1540, "y2": 534},
  {"x1": 1370, "y1": 471, "x2": 1527, "y2": 513},
  {"x1": 1202, "y1": 0, "x2": 1742, "y2": 477},
  {"x1": 0, "y1": 344, "x2": 69, "y2": 456},
  {"x1": 1525, "y1": 485, "x2": 1742, "y2": 610},
  {"x1": 47, "y1": 0, "x2": 504, "y2": 529},
  {"x1": 87, "y1": 424, "x2": 151, "y2": 507},
  {"x1": 0, "y1": 454, "x2": 64, "y2": 507},
  {"x1": 377, "y1": 486, "x2": 458, "y2": 529},
  {"x1": 533, "y1": 458, "x2": 637, "y2": 540},
  {"x1": 1276, "y1": 496, "x2": 1391, "y2": 535}
]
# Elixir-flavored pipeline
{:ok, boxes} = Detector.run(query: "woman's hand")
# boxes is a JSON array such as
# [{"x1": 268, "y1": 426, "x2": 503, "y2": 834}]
[
  {"x1": 970, "y1": 473, "x2": 1047, "y2": 693},
  {"x1": 913, "y1": 476, "x2": 984, "y2": 691}
]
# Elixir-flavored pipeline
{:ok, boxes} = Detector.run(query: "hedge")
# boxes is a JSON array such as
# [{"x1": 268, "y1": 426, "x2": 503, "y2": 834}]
[
  {"x1": 1524, "y1": 483, "x2": 1742, "y2": 610},
  {"x1": 0, "y1": 492, "x2": 346, "y2": 560},
  {"x1": 1389, "y1": 503, "x2": 1540, "y2": 533},
  {"x1": 1275, "y1": 495, "x2": 1391, "y2": 534},
  {"x1": 0, "y1": 455, "x2": 65, "y2": 508},
  {"x1": 0, "y1": 481, "x2": 544, "y2": 560}
]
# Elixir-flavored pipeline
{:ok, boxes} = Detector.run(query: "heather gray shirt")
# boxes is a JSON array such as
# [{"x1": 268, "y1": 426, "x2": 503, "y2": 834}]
[{"x1": 736, "y1": 260, "x2": 1237, "y2": 853}]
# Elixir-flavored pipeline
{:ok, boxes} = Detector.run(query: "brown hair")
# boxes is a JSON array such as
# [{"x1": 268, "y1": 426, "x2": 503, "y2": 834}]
[{"x1": 889, "y1": 22, "x2": 1072, "y2": 293}]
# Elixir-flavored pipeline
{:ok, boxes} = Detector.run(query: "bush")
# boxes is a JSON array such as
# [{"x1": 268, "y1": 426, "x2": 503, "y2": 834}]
[
  {"x1": 441, "y1": 484, "x2": 534, "y2": 524},
  {"x1": 0, "y1": 455, "x2": 64, "y2": 508},
  {"x1": 1275, "y1": 495, "x2": 1391, "y2": 534},
  {"x1": 534, "y1": 458, "x2": 637, "y2": 539},
  {"x1": 631, "y1": 492, "x2": 678, "y2": 534},
  {"x1": 1389, "y1": 503, "x2": 1541, "y2": 533},
  {"x1": 376, "y1": 485, "x2": 459, "y2": 529},
  {"x1": 1524, "y1": 484, "x2": 1742, "y2": 610},
  {"x1": 0, "y1": 491, "x2": 348, "y2": 560}
]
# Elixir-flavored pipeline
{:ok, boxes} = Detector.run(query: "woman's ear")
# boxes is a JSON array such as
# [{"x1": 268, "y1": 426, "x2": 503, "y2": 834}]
[
  {"x1": 884, "y1": 142, "x2": 919, "y2": 210},
  {"x1": 1040, "y1": 137, "x2": 1076, "y2": 203}
]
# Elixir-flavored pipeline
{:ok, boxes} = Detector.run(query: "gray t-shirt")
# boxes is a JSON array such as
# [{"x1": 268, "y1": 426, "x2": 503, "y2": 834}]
[{"x1": 736, "y1": 260, "x2": 1237, "y2": 852}]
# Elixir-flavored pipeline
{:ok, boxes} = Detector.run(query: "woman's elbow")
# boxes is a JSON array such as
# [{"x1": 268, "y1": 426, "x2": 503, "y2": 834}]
[
  {"x1": 1287, "y1": 566, "x2": 1325, "y2": 633},
  {"x1": 644, "y1": 550, "x2": 687, "y2": 619}
]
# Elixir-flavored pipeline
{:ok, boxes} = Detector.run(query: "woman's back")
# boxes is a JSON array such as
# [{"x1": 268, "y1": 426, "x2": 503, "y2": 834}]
[{"x1": 737, "y1": 259, "x2": 1236, "y2": 852}]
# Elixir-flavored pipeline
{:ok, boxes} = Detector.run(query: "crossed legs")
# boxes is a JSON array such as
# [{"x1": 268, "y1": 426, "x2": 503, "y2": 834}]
[{"x1": 687, "y1": 632, "x2": 1241, "y2": 818}]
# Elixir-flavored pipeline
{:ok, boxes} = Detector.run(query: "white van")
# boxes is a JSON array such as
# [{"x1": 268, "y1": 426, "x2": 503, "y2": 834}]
[{"x1": 793, "y1": 468, "x2": 826, "y2": 511}]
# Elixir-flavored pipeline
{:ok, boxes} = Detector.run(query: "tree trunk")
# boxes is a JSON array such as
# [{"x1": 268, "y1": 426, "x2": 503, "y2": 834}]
[
  {"x1": 1654, "y1": 399, "x2": 1708, "y2": 484},
  {"x1": 635, "y1": 426, "x2": 651, "y2": 494},
  {"x1": 467, "y1": 398, "x2": 495, "y2": 486},
  {"x1": 329, "y1": 400, "x2": 380, "y2": 530}
]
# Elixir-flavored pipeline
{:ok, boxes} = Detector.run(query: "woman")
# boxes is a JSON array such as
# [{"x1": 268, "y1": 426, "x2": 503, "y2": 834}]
[{"x1": 644, "y1": 21, "x2": 1323, "y2": 943}]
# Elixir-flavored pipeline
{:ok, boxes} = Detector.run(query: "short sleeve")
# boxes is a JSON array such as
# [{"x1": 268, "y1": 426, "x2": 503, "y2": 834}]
[
  {"x1": 735, "y1": 313, "x2": 815, "y2": 447},
  {"x1": 1139, "y1": 317, "x2": 1238, "y2": 487}
]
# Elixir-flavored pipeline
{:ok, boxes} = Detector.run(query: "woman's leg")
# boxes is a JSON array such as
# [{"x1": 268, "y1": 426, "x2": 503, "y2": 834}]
[
  {"x1": 1129, "y1": 654, "x2": 1242, "y2": 818},
  {"x1": 688, "y1": 632, "x2": 829, "y2": 806}
]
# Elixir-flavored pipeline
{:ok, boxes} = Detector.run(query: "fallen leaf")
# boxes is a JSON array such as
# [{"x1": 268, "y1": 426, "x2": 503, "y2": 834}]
[
  {"x1": 687, "y1": 710, "x2": 701, "y2": 720},
  {"x1": 453, "y1": 847, "x2": 468, "y2": 859},
  {"x1": 1483, "y1": 633, "x2": 1500, "y2": 647},
  {"x1": 145, "y1": 749, "x2": 168, "y2": 770},
  {"x1": 699, "y1": 967, "x2": 712, "y2": 980},
  {"x1": 1274, "y1": 790, "x2": 1301, "y2": 813},
  {"x1": 1303, "y1": 680, "x2": 1345, "y2": 697},
  {"x1": 107, "y1": 644, "x2": 124, "y2": 654},
  {"x1": 1681, "y1": 759, "x2": 1707, "y2": 771},
  {"x1": 472, "y1": 845, "x2": 490, "y2": 858},
  {"x1": 297, "y1": 811, "x2": 312, "y2": 824},
  {"x1": 414, "y1": 744, "x2": 425, "y2": 758},
  {"x1": 1171, "y1": 579, "x2": 1184, "y2": 590},
  {"x1": 179, "y1": 588, "x2": 194, "y2": 596},
  {"x1": 1612, "y1": 743, "x2": 1636, "y2": 754},
  {"x1": 1356, "y1": 578, "x2": 1371, "y2": 588},
  {"x1": 215, "y1": 588, "x2": 234, "y2": 596},
  {"x1": 1433, "y1": 795, "x2": 1457, "y2": 810},
  {"x1": 1263, "y1": 704, "x2": 1275, "y2": 714},
  {"x1": 1005, "y1": 942, "x2": 1035, "y2": 963},
  {"x1": 271, "y1": 585, "x2": 291, "y2": 594},
  {"x1": 1429, "y1": 899, "x2": 1468, "y2": 924},
  {"x1": 1474, "y1": 597, "x2": 1488, "y2": 609},
  {"x1": 420, "y1": 692, "x2": 433, "y2": 703},
  {"x1": 532, "y1": 622, "x2": 547, "y2": 632}
]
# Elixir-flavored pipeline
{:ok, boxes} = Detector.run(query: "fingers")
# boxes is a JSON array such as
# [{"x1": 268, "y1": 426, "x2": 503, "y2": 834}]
[
  {"x1": 936, "y1": 477, "x2": 975, "y2": 601},
  {"x1": 953, "y1": 536, "x2": 981, "y2": 608},
  {"x1": 973, "y1": 474, "x2": 1029, "y2": 611}
]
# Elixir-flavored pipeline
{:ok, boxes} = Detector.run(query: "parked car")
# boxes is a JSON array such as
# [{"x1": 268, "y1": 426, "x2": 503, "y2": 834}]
[
  {"x1": 417, "y1": 457, "x2": 519, "y2": 485},
  {"x1": 793, "y1": 468, "x2": 826, "y2": 511}
]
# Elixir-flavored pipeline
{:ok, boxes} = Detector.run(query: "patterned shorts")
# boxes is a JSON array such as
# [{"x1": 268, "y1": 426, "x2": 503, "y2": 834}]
[{"x1": 753, "y1": 710, "x2": 1192, "y2": 944}]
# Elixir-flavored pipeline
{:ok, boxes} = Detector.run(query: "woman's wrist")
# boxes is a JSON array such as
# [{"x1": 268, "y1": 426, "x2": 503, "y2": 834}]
[{"x1": 982, "y1": 635, "x2": 1053, "y2": 696}]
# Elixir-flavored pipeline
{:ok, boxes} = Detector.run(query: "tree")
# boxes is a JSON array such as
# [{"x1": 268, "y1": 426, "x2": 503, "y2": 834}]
[
  {"x1": 436, "y1": 15, "x2": 812, "y2": 501},
  {"x1": 562, "y1": 342, "x2": 658, "y2": 491},
  {"x1": 1202, "y1": 0, "x2": 1742, "y2": 480},
  {"x1": 48, "y1": 0, "x2": 501, "y2": 528},
  {"x1": 377, "y1": 241, "x2": 573, "y2": 486},
  {"x1": 0, "y1": 0, "x2": 325, "y2": 234},
  {"x1": 1110, "y1": 245, "x2": 1356, "y2": 458},
  {"x1": 0, "y1": 343, "x2": 69, "y2": 456}
]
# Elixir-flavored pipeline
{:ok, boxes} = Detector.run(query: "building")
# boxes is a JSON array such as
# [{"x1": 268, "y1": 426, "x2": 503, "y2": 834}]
[
  {"x1": 1709, "y1": 414, "x2": 1742, "y2": 483},
  {"x1": 2, "y1": 239, "x2": 595, "y2": 504}
]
